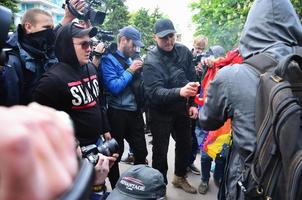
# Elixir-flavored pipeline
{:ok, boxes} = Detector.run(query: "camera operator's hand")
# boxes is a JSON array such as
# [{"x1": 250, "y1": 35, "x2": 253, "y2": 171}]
[
  {"x1": 128, "y1": 60, "x2": 143, "y2": 74},
  {"x1": 189, "y1": 106, "x2": 199, "y2": 119},
  {"x1": 61, "y1": 0, "x2": 86, "y2": 26},
  {"x1": 0, "y1": 103, "x2": 78, "y2": 200},
  {"x1": 92, "y1": 42, "x2": 106, "y2": 67},
  {"x1": 180, "y1": 82, "x2": 200, "y2": 98},
  {"x1": 94, "y1": 153, "x2": 118, "y2": 185}
]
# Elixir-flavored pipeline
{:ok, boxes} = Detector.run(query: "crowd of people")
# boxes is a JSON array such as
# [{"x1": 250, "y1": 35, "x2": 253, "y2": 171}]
[{"x1": 0, "y1": 0, "x2": 302, "y2": 199}]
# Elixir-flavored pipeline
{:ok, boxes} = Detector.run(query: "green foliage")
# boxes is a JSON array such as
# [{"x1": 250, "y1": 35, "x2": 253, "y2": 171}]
[
  {"x1": 129, "y1": 7, "x2": 163, "y2": 51},
  {"x1": 0, "y1": 0, "x2": 19, "y2": 13},
  {"x1": 190, "y1": 0, "x2": 301, "y2": 51},
  {"x1": 96, "y1": 0, "x2": 130, "y2": 35},
  {"x1": 292, "y1": 0, "x2": 302, "y2": 20},
  {"x1": 0, "y1": 0, "x2": 19, "y2": 30}
]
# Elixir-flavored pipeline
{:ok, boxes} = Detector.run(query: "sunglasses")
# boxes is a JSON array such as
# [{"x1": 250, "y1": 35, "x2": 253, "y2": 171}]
[{"x1": 74, "y1": 40, "x2": 93, "y2": 49}]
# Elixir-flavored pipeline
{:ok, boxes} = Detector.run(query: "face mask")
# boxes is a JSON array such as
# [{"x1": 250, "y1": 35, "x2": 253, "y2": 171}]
[{"x1": 25, "y1": 28, "x2": 55, "y2": 52}]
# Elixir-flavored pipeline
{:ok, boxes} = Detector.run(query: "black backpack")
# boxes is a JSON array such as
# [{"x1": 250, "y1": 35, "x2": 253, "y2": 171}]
[{"x1": 240, "y1": 51, "x2": 302, "y2": 200}]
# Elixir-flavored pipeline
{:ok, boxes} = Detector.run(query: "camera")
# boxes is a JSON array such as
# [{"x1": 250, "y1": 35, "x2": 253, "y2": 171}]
[
  {"x1": 64, "y1": 0, "x2": 106, "y2": 26},
  {"x1": 0, "y1": 6, "x2": 12, "y2": 66},
  {"x1": 81, "y1": 138, "x2": 119, "y2": 165},
  {"x1": 97, "y1": 138, "x2": 119, "y2": 156},
  {"x1": 92, "y1": 29, "x2": 116, "y2": 56}
]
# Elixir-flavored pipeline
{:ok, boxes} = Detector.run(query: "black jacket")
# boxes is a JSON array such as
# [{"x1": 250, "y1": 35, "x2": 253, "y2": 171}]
[
  {"x1": 143, "y1": 43, "x2": 196, "y2": 114},
  {"x1": 33, "y1": 23, "x2": 109, "y2": 145}
]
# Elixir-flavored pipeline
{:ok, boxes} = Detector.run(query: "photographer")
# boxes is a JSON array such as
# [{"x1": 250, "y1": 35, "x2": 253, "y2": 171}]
[
  {"x1": 100, "y1": 26, "x2": 148, "y2": 188},
  {"x1": 2, "y1": 0, "x2": 85, "y2": 106}
]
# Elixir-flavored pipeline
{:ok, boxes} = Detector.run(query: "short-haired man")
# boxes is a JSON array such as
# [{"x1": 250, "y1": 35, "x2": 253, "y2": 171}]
[
  {"x1": 143, "y1": 19, "x2": 199, "y2": 194},
  {"x1": 100, "y1": 26, "x2": 148, "y2": 188},
  {"x1": 3, "y1": 0, "x2": 85, "y2": 105}
]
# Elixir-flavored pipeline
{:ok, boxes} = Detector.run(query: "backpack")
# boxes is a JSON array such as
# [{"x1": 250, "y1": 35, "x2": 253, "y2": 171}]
[
  {"x1": 240, "y1": 50, "x2": 302, "y2": 200},
  {"x1": 111, "y1": 53, "x2": 145, "y2": 110}
]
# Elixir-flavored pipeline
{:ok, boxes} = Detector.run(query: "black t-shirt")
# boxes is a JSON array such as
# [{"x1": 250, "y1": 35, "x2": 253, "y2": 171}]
[{"x1": 33, "y1": 62, "x2": 103, "y2": 145}]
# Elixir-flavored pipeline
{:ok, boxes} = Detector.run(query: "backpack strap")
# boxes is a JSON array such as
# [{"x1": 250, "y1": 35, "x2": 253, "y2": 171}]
[
  {"x1": 111, "y1": 52, "x2": 129, "y2": 70},
  {"x1": 244, "y1": 53, "x2": 278, "y2": 74}
]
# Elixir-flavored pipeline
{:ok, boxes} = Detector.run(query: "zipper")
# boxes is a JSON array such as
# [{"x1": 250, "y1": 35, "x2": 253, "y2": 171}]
[{"x1": 288, "y1": 151, "x2": 302, "y2": 200}]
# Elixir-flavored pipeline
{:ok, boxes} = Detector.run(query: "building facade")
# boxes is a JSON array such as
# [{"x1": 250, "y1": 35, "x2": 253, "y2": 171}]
[{"x1": 16, "y1": 0, "x2": 64, "y2": 25}]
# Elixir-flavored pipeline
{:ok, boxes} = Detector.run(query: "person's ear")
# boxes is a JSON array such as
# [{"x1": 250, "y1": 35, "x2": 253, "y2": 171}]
[
  {"x1": 152, "y1": 34, "x2": 157, "y2": 41},
  {"x1": 24, "y1": 21, "x2": 33, "y2": 34}
]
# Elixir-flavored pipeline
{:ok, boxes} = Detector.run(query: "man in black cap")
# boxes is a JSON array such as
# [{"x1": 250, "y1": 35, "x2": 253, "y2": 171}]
[
  {"x1": 143, "y1": 19, "x2": 199, "y2": 194},
  {"x1": 100, "y1": 26, "x2": 148, "y2": 188},
  {"x1": 33, "y1": 23, "x2": 117, "y2": 198}
]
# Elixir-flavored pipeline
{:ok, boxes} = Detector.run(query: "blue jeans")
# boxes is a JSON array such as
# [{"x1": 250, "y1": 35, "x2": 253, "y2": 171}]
[{"x1": 195, "y1": 125, "x2": 225, "y2": 183}]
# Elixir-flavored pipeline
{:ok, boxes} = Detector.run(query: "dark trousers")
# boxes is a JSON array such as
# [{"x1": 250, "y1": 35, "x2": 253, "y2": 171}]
[
  {"x1": 201, "y1": 154, "x2": 226, "y2": 182},
  {"x1": 107, "y1": 107, "x2": 147, "y2": 188},
  {"x1": 189, "y1": 119, "x2": 199, "y2": 165},
  {"x1": 150, "y1": 109, "x2": 192, "y2": 184}
]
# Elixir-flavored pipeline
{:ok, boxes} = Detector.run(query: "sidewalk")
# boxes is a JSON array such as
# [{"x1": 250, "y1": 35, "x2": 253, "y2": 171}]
[{"x1": 108, "y1": 135, "x2": 218, "y2": 200}]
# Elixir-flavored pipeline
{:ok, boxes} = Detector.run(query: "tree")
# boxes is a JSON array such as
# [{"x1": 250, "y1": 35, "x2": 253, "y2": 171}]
[
  {"x1": 0, "y1": 0, "x2": 19, "y2": 14},
  {"x1": 0, "y1": 0, "x2": 19, "y2": 30},
  {"x1": 190, "y1": 0, "x2": 301, "y2": 51},
  {"x1": 129, "y1": 7, "x2": 163, "y2": 51},
  {"x1": 97, "y1": 0, "x2": 130, "y2": 35}
]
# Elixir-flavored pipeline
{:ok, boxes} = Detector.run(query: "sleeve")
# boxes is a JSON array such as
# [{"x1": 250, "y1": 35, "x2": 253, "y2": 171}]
[
  {"x1": 101, "y1": 107, "x2": 111, "y2": 133},
  {"x1": 143, "y1": 61, "x2": 183, "y2": 105},
  {"x1": 198, "y1": 69, "x2": 232, "y2": 131},
  {"x1": 101, "y1": 56, "x2": 133, "y2": 95},
  {"x1": 32, "y1": 74, "x2": 61, "y2": 109},
  {"x1": 3, "y1": 54, "x2": 23, "y2": 106}
]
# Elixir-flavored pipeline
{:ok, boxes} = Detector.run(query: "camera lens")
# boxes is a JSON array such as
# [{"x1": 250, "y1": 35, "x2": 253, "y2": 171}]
[{"x1": 98, "y1": 138, "x2": 119, "y2": 156}]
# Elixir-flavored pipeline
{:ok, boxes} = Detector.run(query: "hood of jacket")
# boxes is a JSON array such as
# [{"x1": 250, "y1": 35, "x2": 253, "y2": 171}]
[
  {"x1": 55, "y1": 23, "x2": 80, "y2": 67},
  {"x1": 239, "y1": 0, "x2": 302, "y2": 60}
]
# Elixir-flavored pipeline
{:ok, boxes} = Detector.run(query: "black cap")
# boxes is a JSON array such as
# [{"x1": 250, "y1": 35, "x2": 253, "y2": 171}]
[
  {"x1": 153, "y1": 19, "x2": 176, "y2": 38},
  {"x1": 107, "y1": 165, "x2": 166, "y2": 200},
  {"x1": 71, "y1": 23, "x2": 98, "y2": 38}
]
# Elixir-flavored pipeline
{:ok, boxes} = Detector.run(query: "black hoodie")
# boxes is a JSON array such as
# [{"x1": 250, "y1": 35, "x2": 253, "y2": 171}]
[{"x1": 33, "y1": 23, "x2": 104, "y2": 145}]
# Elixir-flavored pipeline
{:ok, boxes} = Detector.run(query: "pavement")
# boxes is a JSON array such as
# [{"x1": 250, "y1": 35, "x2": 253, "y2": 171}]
[{"x1": 106, "y1": 134, "x2": 218, "y2": 200}]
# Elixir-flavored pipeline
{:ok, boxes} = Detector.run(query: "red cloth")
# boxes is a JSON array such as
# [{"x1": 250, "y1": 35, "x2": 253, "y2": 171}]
[{"x1": 197, "y1": 48, "x2": 243, "y2": 152}]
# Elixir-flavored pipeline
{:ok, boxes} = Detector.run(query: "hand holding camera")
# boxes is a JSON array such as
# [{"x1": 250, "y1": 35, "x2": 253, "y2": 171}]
[{"x1": 81, "y1": 138, "x2": 119, "y2": 166}]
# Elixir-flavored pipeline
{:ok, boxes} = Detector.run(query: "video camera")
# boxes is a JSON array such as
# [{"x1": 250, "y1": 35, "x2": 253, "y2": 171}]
[
  {"x1": 64, "y1": 0, "x2": 106, "y2": 26},
  {"x1": 92, "y1": 29, "x2": 116, "y2": 55},
  {"x1": 81, "y1": 138, "x2": 119, "y2": 165},
  {"x1": 0, "y1": 6, "x2": 12, "y2": 67}
]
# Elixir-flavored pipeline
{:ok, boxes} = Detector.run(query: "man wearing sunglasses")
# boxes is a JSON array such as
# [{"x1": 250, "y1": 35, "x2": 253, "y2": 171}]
[
  {"x1": 100, "y1": 26, "x2": 148, "y2": 189},
  {"x1": 143, "y1": 19, "x2": 199, "y2": 194},
  {"x1": 33, "y1": 23, "x2": 117, "y2": 196}
]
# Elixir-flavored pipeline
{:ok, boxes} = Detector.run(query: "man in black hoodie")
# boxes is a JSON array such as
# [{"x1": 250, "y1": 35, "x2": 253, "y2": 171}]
[
  {"x1": 33, "y1": 23, "x2": 115, "y2": 197},
  {"x1": 33, "y1": 22, "x2": 111, "y2": 146}
]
